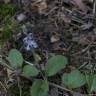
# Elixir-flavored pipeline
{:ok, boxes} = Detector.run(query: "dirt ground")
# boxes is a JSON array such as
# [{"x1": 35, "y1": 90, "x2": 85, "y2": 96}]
[{"x1": 0, "y1": 0, "x2": 96, "y2": 96}]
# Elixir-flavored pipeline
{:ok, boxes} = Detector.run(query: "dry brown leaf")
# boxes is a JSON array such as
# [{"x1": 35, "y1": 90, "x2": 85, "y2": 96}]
[
  {"x1": 37, "y1": 0, "x2": 47, "y2": 14},
  {"x1": 31, "y1": 0, "x2": 47, "y2": 13}
]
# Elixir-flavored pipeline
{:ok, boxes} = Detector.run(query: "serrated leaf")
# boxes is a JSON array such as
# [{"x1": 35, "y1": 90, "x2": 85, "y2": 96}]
[
  {"x1": 22, "y1": 65, "x2": 39, "y2": 77},
  {"x1": 30, "y1": 79, "x2": 49, "y2": 96},
  {"x1": 7, "y1": 49, "x2": 23, "y2": 68},
  {"x1": 62, "y1": 70, "x2": 86, "y2": 89},
  {"x1": 45, "y1": 55, "x2": 68, "y2": 76},
  {"x1": 85, "y1": 74, "x2": 96, "y2": 93}
]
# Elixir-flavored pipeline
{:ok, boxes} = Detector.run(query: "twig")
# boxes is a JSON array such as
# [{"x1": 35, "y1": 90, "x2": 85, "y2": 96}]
[
  {"x1": 0, "y1": 81, "x2": 7, "y2": 92},
  {"x1": 24, "y1": 60, "x2": 34, "y2": 66},
  {"x1": 0, "y1": 60, "x2": 13, "y2": 71},
  {"x1": 49, "y1": 82, "x2": 96, "y2": 96},
  {"x1": 71, "y1": 42, "x2": 92, "y2": 56},
  {"x1": 93, "y1": 0, "x2": 96, "y2": 15},
  {"x1": 45, "y1": 7, "x2": 58, "y2": 16},
  {"x1": 78, "y1": 62, "x2": 88, "y2": 69},
  {"x1": 49, "y1": 82, "x2": 73, "y2": 93},
  {"x1": 17, "y1": 76, "x2": 22, "y2": 96}
]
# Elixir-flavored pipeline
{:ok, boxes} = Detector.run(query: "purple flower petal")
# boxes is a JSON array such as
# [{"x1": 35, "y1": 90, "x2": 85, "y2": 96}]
[{"x1": 23, "y1": 33, "x2": 38, "y2": 51}]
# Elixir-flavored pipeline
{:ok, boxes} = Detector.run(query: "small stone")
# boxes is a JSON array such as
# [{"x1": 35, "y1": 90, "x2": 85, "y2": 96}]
[
  {"x1": 51, "y1": 34, "x2": 60, "y2": 43},
  {"x1": 16, "y1": 13, "x2": 26, "y2": 22}
]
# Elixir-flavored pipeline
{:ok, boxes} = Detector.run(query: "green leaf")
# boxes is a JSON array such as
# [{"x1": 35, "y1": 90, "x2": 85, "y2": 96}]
[
  {"x1": 85, "y1": 74, "x2": 96, "y2": 92},
  {"x1": 45, "y1": 55, "x2": 68, "y2": 76},
  {"x1": 7, "y1": 49, "x2": 23, "y2": 68},
  {"x1": 62, "y1": 70, "x2": 86, "y2": 89},
  {"x1": 30, "y1": 79, "x2": 49, "y2": 96},
  {"x1": 22, "y1": 65, "x2": 39, "y2": 77}
]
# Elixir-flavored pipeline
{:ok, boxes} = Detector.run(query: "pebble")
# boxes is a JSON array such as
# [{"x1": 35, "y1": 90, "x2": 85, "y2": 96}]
[
  {"x1": 16, "y1": 13, "x2": 26, "y2": 22},
  {"x1": 50, "y1": 33, "x2": 60, "y2": 43}
]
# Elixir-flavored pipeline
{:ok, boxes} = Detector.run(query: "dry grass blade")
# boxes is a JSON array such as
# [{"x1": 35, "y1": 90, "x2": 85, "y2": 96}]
[{"x1": 73, "y1": 0, "x2": 87, "y2": 12}]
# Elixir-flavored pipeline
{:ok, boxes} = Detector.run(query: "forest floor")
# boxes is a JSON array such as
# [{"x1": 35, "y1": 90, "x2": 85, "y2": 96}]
[{"x1": 0, "y1": 0, "x2": 96, "y2": 96}]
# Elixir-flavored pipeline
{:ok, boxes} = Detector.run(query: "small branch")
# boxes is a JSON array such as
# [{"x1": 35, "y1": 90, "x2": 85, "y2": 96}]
[
  {"x1": 49, "y1": 82, "x2": 73, "y2": 93},
  {"x1": 0, "y1": 81, "x2": 7, "y2": 92},
  {"x1": 71, "y1": 42, "x2": 92, "y2": 56},
  {"x1": 24, "y1": 60, "x2": 34, "y2": 66},
  {"x1": 78, "y1": 62, "x2": 88, "y2": 69},
  {"x1": 0, "y1": 60, "x2": 13, "y2": 71},
  {"x1": 17, "y1": 76, "x2": 22, "y2": 96},
  {"x1": 93, "y1": 0, "x2": 96, "y2": 15}
]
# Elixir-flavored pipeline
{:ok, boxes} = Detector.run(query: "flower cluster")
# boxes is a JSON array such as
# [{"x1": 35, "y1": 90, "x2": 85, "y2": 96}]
[{"x1": 23, "y1": 33, "x2": 38, "y2": 51}]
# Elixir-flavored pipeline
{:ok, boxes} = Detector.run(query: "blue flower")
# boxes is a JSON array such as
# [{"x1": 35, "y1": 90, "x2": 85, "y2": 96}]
[{"x1": 23, "y1": 33, "x2": 38, "y2": 51}]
